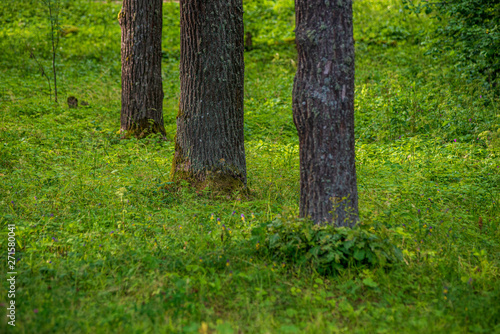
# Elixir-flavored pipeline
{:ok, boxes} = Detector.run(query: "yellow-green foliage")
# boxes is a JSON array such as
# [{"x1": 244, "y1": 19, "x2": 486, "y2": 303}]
[
  {"x1": 60, "y1": 25, "x2": 79, "y2": 37},
  {"x1": 0, "y1": 0, "x2": 498, "y2": 333}
]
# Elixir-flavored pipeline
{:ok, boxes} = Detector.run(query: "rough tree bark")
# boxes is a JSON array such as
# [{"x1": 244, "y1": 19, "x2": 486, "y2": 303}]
[
  {"x1": 173, "y1": 0, "x2": 246, "y2": 190},
  {"x1": 119, "y1": 0, "x2": 166, "y2": 138},
  {"x1": 293, "y1": 0, "x2": 359, "y2": 226}
]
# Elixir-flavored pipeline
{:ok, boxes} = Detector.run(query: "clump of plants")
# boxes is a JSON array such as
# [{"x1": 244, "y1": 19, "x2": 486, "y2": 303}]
[{"x1": 252, "y1": 216, "x2": 403, "y2": 274}]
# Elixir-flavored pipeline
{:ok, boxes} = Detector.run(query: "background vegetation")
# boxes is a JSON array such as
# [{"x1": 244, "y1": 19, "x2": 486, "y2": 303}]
[
  {"x1": 403, "y1": 0, "x2": 500, "y2": 89},
  {"x1": 0, "y1": 0, "x2": 499, "y2": 332}
]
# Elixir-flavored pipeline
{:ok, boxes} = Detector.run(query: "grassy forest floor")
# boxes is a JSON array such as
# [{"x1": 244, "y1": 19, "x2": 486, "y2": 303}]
[{"x1": 0, "y1": 0, "x2": 499, "y2": 333}]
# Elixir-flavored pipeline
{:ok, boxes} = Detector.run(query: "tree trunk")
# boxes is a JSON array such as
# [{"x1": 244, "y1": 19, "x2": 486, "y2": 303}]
[
  {"x1": 173, "y1": 0, "x2": 246, "y2": 189},
  {"x1": 293, "y1": 0, "x2": 358, "y2": 226},
  {"x1": 119, "y1": 0, "x2": 165, "y2": 138}
]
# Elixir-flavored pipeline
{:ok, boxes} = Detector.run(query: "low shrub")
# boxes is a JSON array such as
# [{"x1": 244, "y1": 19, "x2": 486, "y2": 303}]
[{"x1": 252, "y1": 217, "x2": 403, "y2": 274}]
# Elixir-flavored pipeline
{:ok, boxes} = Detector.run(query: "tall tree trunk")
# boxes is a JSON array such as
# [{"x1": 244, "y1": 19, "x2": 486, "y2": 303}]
[
  {"x1": 119, "y1": 0, "x2": 165, "y2": 138},
  {"x1": 173, "y1": 0, "x2": 246, "y2": 189},
  {"x1": 293, "y1": 0, "x2": 358, "y2": 226}
]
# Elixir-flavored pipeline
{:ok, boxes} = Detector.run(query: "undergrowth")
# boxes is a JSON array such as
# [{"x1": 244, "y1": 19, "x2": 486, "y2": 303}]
[{"x1": 0, "y1": 0, "x2": 499, "y2": 333}]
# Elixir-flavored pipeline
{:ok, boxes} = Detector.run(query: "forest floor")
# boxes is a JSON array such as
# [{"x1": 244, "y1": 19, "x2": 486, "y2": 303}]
[{"x1": 0, "y1": 0, "x2": 499, "y2": 333}]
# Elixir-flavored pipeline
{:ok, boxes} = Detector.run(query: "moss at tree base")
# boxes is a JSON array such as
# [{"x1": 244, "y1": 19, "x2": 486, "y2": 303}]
[
  {"x1": 120, "y1": 119, "x2": 166, "y2": 139},
  {"x1": 171, "y1": 167, "x2": 248, "y2": 195}
]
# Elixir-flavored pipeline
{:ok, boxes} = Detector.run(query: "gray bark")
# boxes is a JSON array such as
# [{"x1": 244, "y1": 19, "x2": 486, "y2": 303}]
[
  {"x1": 119, "y1": 0, "x2": 165, "y2": 138},
  {"x1": 173, "y1": 0, "x2": 246, "y2": 188},
  {"x1": 293, "y1": 0, "x2": 359, "y2": 226}
]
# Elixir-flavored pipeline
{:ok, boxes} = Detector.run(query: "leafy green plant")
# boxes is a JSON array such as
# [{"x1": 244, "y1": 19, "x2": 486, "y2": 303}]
[{"x1": 252, "y1": 217, "x2": 403, "y2": 274}]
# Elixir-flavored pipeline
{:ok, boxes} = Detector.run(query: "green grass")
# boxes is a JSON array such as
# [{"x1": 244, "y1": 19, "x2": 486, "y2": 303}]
[{"x1": 0, "y1": 0, "x2": 499, "y2": 333}]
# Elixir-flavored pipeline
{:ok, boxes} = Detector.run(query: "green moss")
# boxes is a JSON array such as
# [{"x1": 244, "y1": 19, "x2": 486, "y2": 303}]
[
  {"x1": 122, "y1": 119, "x2": 166, "y2": 139},
  {"x1": 172, "y1": 165, "x2": 247, "y2": 194},
  {"x1": 202, "y1": 171, "x2": 248, "y2": 194},
  {"x1": 171, "y1": 143, "x2": 247, "y2": 194}
]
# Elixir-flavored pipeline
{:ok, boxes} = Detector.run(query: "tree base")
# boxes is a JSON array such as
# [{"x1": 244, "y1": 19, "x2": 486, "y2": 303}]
[
  {"x1": 172, "y1": 170, "x2": 248, "y2": 195},
  {"x1": 120, "y1": 120, "x2": 166, "y2": 139}
]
